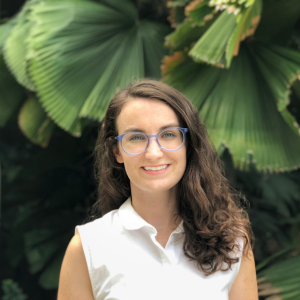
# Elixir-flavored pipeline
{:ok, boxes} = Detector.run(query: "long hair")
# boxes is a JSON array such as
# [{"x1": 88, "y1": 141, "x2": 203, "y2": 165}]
[{"x1": 93, "y1": 79, "x2": 253, "y2": 276}]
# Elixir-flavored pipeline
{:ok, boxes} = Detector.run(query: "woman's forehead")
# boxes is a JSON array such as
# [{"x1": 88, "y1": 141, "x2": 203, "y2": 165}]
[{"x1": 116, "y1": 98, "x2": 180, "y2": 131}]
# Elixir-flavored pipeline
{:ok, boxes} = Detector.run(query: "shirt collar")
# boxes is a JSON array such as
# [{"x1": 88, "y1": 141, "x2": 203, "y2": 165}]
[{"x1": 118, "y1": 197, "x2": 184, "y2": 233}]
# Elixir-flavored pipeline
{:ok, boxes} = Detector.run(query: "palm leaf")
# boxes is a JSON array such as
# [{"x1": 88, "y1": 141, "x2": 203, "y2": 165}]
[
  {"x1": 226, "y1": 0, "x2": 262, "y2": 66},
  {"x1": 252, "y1": 43, "x2": 300, "y2": 111},
  {"x1": 257, "y1": 254, "x2": 300, "y2": 300},
  {"x1": 189, "y1": 10, "x2": 237, "y2": 67},
  {"x1": 185, "y1": 0, "x2": 215, "y2": 27},
  {"x1": 250, "y1": 43, "x2": 300, "y2": 135},
  {"x1": 18, "y1": 95, "x2": 55, "y2": 147},
  {"x1": 0, "y1": 17, "x2": 17, "y2": 49},
  {"x1": 0, "y1": 56, "x2": 24, "y2": 127},
  {"x1": 165, "y1": 17, "x2": 214, "y2": 51},
  {"x1": 167, "y1": 3, "x2": 186, "y2": 28},
  {"x1": 2, "y1": 0, "x2": 42, "y2": 91},
  {"x1": 25, "y1": 0, "x2": 169, "y2": 134},
  {"x1": 162, "y1": 43, "x2": 300, "y2": 171},
  {"x1": 189, "y1": 0, "x2": 262, "y2": 68}
]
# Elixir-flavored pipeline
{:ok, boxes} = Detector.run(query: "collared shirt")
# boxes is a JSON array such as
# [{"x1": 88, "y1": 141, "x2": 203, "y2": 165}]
[{"x1": 76, "y1": 198, "x2": 242, "y2": 300}]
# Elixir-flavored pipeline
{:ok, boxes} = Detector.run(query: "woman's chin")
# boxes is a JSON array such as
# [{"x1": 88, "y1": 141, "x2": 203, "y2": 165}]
[{"x1": 131, "y1": 180, "x2": 178, "y2": 195}]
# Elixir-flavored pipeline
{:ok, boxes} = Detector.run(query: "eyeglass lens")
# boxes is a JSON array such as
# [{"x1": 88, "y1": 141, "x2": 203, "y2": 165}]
[{"x1": 122, "y1": 128, "x2": 184, "y2": 154}]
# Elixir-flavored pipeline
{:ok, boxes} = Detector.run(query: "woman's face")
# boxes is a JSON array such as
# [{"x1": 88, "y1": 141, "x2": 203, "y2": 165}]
[{"x1": 113, "y1": 98, "x2": 187, "y2": 194}]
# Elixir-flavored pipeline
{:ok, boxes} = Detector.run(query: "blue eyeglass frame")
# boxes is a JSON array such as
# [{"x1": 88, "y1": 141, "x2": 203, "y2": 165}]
[{"x1": 115, "y1": 127, "x2": 189, "y2": 156}]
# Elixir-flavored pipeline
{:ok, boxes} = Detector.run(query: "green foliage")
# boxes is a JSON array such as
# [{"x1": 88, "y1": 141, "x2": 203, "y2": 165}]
[
  {"x1": 163, "y1": 0, "x2": 300, "y2": 172},
  {"x1": 1, "y1": 279, "x2": 28, "y2": 300},
  {"x1": 1, "y1": 0, "x2": 300, "y2": 171},
  {"x1": 1, "y1": 0, "x2": 170, "y2": 136},
  {"x1": 0, "y1": 0, "x2": 300, "y2": 297},
  {"x1": 223, "y1": 150, "x2": 300, "y2": 262},
  {"x1": 0, "y1": 56, "x2": 24, "y2": 127},
  {"x1": 163, "y1": 46, "x2": 300, "y2": 172},
  {"x1": 3, "y1": 0, "x2": 41, "y2": 91},
  {"x1": 1, "y1": 122, "x2": 98, "y2": 290},
  {"x1": 0, "y1": 18, "x2": 16, "y2": 49},
  {"x1": 257, "y1": 253, "x2": 300, "y2": 299},
  {"x1": 18, "y1": 95, "x2": 55, "y2": 147}
]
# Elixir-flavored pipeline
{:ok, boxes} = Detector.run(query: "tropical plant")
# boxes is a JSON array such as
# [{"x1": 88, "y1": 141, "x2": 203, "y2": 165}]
[
  {"x1": 163, "y1": 0, "x2": 300, "y2": 172},
  {"x1": 257, "y1": 251, "x2": 300, "y2": 300},
  {"x1": 1, "y1": 120, "x2": 98, "y2": 291},
  {"x1": 1, "y1": 279, "x2": 28, "y2": 300},
  {"x1": 1, "y1": 0, "x2": 300, "y2": 298},
  {"x1": 0, "y1": 123, "x2": 98, "y2": 298},
  {"x1": 0, "y1": 0, "x2": 300, "y2": 172},
  {"x1": 0, "y1": 0, "x2": 170, "y2": 140}
]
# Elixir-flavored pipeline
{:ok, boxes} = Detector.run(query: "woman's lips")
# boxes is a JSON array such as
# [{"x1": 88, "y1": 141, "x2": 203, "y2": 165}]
[{"x1": 141, "y1": 164, "x2": 171, "y2": 175}]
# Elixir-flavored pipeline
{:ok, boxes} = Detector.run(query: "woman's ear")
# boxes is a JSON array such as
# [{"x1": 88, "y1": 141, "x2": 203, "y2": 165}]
[{"x1": 113, "y1": 146, "x2": 124, "y2": 164}]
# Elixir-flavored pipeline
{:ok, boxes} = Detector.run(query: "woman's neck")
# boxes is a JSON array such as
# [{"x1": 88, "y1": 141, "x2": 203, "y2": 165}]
[{"x1": 130, "y1": 184, "x2": 181, "y2": 233}]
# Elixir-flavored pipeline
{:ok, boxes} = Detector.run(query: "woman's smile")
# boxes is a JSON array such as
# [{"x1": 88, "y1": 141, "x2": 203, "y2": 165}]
[{"x1": 141, "y1": 164, "x2": 171, "y2": 175}]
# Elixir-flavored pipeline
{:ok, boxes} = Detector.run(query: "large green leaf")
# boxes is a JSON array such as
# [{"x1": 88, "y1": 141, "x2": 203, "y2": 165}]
[
  {"x1": 2, "y1": 0, "x2": 41, "y2": 91},
  {"x1": 0, "y1": 17, "x2": 17, "y2": 50},
  {"x1": 185, "y1": 0, "x2": 215, "y2": 27},
  {"x1": 162, "y1": 43, "x2": 300, "y2": 171},
  {"x1": 165, "y1": 18, "x2": 213, "y2": 52},
  {"x1": 251, "y1": 43, "x2": 300, "y2": 112},
  {"x1": 189, "y1": 0, "x2": 262, "y2": 68},
  {"x1": 0, "y1": 56, "x2": 24, "y2": 127},
  {"x1": 250, "y1": 43, "x2": 300, "y2": 136},
  {"x1": 18, "y1": 95, "x2": 55, "y2": 147},
  {"x1": 257, "y1": 254, "x2": 300, "y2": 299},
  {"x1": 25, "y1": 0, "x2": 169, "y2": 134},
  {"x1": 225, "y1": 0, "x2": 262, "y2": 67},
  {"x1": 189, "y1": 10, "x2": 237, "y2": 67}
]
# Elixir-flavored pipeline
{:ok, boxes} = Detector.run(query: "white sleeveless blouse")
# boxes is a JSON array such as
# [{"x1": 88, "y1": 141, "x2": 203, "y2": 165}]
[{"x1": 76, "y1": 198, "x2": 243, "y2": 300}]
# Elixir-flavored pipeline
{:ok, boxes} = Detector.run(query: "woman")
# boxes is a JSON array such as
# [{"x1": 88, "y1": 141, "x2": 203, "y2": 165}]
[{"x1": 58, "y1": 80, "x2": 258, "y2": 299}]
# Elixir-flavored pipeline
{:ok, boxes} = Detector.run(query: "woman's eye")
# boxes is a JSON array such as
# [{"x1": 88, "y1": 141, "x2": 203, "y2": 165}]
[
  {"x1": 129, "y1": 135, "x2": 145, "y2": 141},
  {"x1": 162, "y1": 132, "x2": 176, "y2": 138}
]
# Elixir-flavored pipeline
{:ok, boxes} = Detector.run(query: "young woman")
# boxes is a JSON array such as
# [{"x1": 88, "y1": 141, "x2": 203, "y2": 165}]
[{"x1": 58, "y1": 80, "x2": 258, "y2": 300}]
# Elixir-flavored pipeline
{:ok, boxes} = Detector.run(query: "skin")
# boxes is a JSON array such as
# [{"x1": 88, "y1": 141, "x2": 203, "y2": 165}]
[
  {"x1": 229, "y1": 248, "x2": 258, "y2": 300},
  {"x1": 57, "y1": 98, "x2": 258, "y2": 299}
]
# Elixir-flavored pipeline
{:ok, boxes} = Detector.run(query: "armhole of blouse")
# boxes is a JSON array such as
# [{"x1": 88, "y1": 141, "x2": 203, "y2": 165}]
[
  {"x1": 237, "y1": 237, "x2": 244, "y2": 272},
  {"x1": 75, "y1": 225, "x2": 96, "y2": 299},
  {"x1": 228, "y1": 237, "x2": 244, "y2": 292}
]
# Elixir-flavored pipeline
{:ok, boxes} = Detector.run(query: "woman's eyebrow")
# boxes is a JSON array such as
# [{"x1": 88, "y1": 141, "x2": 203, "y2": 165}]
[{"x1": 123, "y1": 123, "x2": 181, "y2": 134}]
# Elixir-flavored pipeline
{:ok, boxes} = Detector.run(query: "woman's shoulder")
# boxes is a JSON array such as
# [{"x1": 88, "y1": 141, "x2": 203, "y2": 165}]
[{"x1": 58, "y1": 232, "x2": 94, "y2": 299}]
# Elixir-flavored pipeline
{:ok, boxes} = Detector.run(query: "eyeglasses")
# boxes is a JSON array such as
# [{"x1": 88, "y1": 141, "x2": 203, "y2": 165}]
[{"x1": 115, "y1": 127, "x2": 189, "y2": 155}]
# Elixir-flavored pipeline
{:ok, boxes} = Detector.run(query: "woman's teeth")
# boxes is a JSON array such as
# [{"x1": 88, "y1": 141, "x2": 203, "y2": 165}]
[{"x1": 143, "y1": 165, "x2": 168, "y2": 171}]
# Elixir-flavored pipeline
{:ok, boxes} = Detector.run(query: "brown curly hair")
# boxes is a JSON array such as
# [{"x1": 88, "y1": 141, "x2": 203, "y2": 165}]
[{"x1": 93, "y1": 79, "x2": 254, "y2": 276}]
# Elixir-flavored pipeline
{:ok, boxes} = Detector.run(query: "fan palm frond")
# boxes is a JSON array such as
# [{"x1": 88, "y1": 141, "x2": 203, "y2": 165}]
[
  {"x1": 162, "y1": 42, "x2": 300, "y2": 171},
  {"x1": 24, "y1": 0, "x2": 169, "y2": 134}
]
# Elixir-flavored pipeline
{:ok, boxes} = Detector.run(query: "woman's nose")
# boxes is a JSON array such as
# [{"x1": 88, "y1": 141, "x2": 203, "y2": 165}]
[{"x1": 144, "y1": 137, "x2": 163, "y2": 159}]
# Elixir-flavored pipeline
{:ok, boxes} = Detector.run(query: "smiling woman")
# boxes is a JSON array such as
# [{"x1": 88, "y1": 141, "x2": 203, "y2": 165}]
[{"x1": 57, "y1": 80, "x2": 258, "y2": 300}]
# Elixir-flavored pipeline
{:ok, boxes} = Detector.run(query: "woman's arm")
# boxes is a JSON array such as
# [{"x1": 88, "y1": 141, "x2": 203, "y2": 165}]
[
  {"x1": 57, "y1": 233, "x2": 94, "y2": 300},
  {"x1": 229, "y1": 249, "x2": 258, "y2": 300}
]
